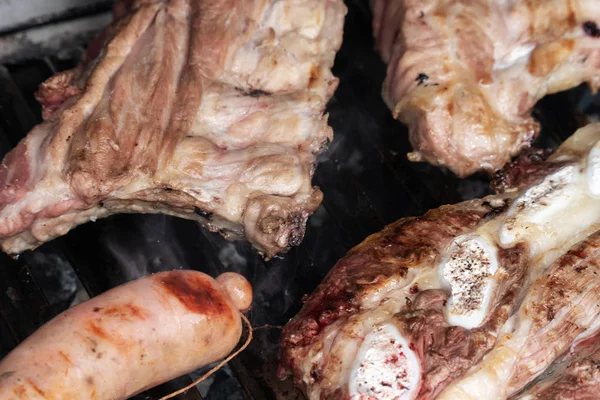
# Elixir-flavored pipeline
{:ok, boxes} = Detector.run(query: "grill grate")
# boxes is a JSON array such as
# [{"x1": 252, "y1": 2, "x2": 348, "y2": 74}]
[{"x1": 0, "y1": 1, "x2": 593, "y2": 399}]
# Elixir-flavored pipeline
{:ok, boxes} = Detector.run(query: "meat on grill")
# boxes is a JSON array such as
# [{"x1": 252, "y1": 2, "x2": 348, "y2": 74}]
[
  {"x1": 514, "y1": 334, "x2": 600, "y2": 400},
  {"x1": 278, "y1": 123, "x2": 600, "y2": 399},
  {"x1": 438, "y1": 230, "x2": 600, "y2": 399},
  {"x1": 0, "y1": 0, "x2": 347, "y2": 258},
  {"x1": 372, "y1": 0, "x2": 600, "y2": 177}
]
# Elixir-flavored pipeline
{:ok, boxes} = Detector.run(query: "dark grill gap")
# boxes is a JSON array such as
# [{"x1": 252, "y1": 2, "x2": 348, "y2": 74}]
[{"x1": 0, "y1": 0, "x2": 592, "y2": 399}]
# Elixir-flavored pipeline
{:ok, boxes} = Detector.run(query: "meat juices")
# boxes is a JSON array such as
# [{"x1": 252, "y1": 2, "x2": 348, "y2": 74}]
[
  {"x1": 0, "y1": 0, "x2": 347, "y2": 258},
  {"x1": 279, "y1": 124, "x2": 600, "y2": 400},
  {"x1": 0, "y1": 270, "x2": 252, "y2": 400},
  {"x1": 372, "y1": 0, "x2": 600, "y2": 177}
]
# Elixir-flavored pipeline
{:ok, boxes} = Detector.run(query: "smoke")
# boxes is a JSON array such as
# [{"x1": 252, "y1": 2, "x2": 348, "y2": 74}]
[
  {"x1": 23, "y1": 246, "x2": 90, "y2": 312},
  {"x1": 191, "y1": 363, "x2": 245, "y2": 400},
  {"x1": 102, "y1": 214, "x2": 189, "y2": 282},
  {"x1": 218, "y1": 243, "x2": 247, "y2": 270},
  {"x1": 456, "y1": 176, "x2": 493, "y2": 201},
  {"x1": 92, "y1": 209, "x2": 326, "y2": 399},
  {"x1": 345, "y1": 148, "x2": 365, "y2": 175},
  {"x1": 308, "y1": 205, "x2": 327, "y2": 227}
]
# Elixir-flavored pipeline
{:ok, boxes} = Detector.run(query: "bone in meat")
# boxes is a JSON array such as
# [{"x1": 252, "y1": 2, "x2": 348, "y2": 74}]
[
  {"x1": 0, "y1": 0, "x2": 347, "y2": 258},
  {"x1": 438, "y1": 230, "x2": 600, "y2": 399},
  {"x1": 278, "y1": 123, "x2": 600, "y2": 399}
]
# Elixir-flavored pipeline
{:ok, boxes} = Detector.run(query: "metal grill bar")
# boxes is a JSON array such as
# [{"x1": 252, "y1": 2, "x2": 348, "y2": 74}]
[
  {"x1": 0, "y1": 254, "x2": 53, "y2": 346},
  {"x1": 0, "y1": 0, "x2": 112, "y2": 34}
]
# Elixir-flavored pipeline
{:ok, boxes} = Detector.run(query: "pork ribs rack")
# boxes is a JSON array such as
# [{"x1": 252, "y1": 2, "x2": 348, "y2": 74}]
[{"x1": 0, "y1": 0, "x2": 347, "y2": 258}]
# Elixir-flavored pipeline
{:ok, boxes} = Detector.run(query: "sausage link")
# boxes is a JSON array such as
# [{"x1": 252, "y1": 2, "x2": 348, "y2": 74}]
[{"x1": 0, "y1": 270, "x2": 252, "y2": 400}]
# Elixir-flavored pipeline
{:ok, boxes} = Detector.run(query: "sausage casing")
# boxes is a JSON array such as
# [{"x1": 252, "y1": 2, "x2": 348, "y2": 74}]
[{"x1": 0, "y1": 270, "x2": 252, "y2": 399}]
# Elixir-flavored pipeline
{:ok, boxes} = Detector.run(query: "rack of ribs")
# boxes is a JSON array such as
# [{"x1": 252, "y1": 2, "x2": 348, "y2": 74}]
[
  {"x1": 0, "y1": 0, "x2": 347, "y2": 258},
  {"x1": 372, "y1": 0, "x2": 600, "y2": 177}
]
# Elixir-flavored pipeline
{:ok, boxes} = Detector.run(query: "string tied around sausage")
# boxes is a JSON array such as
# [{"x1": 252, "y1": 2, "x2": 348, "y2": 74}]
[{"x1": 160, "y1": 312, "x2": 253, "y2": 400}]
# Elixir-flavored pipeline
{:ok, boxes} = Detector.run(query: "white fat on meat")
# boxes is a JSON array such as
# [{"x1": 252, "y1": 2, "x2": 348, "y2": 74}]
[
  {"x1": 587, "y1": 139, "x2": 600, "y2": 197},
  {"x1": 494, "y1": 43, "x2": 536, "y2": 70},
  {"x1": 499, "y1": 162, "x2": 600, "y2": 260},
  {"x1": 439, "y1": 235, "x2": 499, "y2": 329},
  {"x1": 500, "y1": 165, "x2": 577, "y2": 247},
  {"x1": 349, "y1": 324, "x2": 421, "y2": 400},
  {"x1": 436, "y1": 317, "x2": 532, "y2": 400}
]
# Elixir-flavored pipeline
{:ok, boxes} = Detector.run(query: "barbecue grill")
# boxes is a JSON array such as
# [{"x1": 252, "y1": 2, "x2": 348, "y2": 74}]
[{"x1": 0, "y1": 1, "x2": 593, "y2": 399}]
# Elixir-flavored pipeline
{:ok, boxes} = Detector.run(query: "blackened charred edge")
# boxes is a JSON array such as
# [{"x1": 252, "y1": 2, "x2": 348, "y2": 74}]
[
  {"x1": 235, "y1": 87, "x2": 272, "y2": 97},
  {"x1": 491, "y1": 148, "x2": 554, "y2": 193},
  {"x1": 310, "y1": 366, "x2": 322, "y2": 382},
  {"x1": 316, "y1": 137, "x2": 332, "y2": 155},
  {"x1": 280, "y1": 274, "x2": 358, "y2": 349},
  {"x1": 0, "y1": 371, "x2": 15, "y2": 379},
  {"x1": 583, "y1": 21, "x2": 600, "y2": 38},
  {"x1": 248, "y1": 89, "x2": 272, "y2": 97},
  {"x1": 258, "y1": 212, "x2": 307, "y2": 250},
  {"x1": 481, "y1": 198, "x2": 508, "y2": 217},
  {"x1": 416, "y1": 73, "x2": 429, "y2": 85},
  {"x1": 194, "y1": 207, "x2": 213, "y2": 219},
  {"x1": 287, "y1": 212, "x2": 307, "y2": 247}
]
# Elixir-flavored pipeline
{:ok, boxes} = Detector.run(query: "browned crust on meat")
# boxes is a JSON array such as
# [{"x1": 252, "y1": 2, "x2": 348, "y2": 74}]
[
  {"x1": 533, "y1": 233, "x2": 600, "y2": 328},
  {"x1": 372, "y1": 0, "x2": 599, "y2": 177},
  {"x1": 514, "y1": 335, "x2": 600, "y2": 400},
  {"x1": 278, "y1": 198, "x2": 506, "y2": 376},
  {"x1": 491, "y1": 148, "x2": 564, "y2": 193},
  {"x1": 0, "y1": 0, "x2": 347, "y2": 259},
  {"x1": 507, "y1": 231, "x2": 600, "y2": 393},
  {"x1": 157, "y1": 270, "x2": 231, "y2": 318}
]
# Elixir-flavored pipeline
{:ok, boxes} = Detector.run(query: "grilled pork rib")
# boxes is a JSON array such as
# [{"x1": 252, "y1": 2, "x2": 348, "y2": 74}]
[
  {"x1": 0, "y1": 0, "x2": 346, "y2": 258},
  {"x1": 279, "y1": 124, "x2": 600, "y2": 399},
  {"x1": 372, "y1": 0, "x2": 600, "y2": 177}
]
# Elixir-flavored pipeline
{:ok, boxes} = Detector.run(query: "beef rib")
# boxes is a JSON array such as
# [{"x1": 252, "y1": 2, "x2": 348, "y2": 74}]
[{"x1": 279, "y1": 123, "x2": 600, "y2": 399}]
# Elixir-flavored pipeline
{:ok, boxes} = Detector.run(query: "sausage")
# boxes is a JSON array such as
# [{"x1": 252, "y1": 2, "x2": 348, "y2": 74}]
[
  {"x1": 216, "y1": 272, "x2": 253, "y2": 311},
  {"x1": 0, "y1": 270, "x2": 252, "y2": 400}
]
